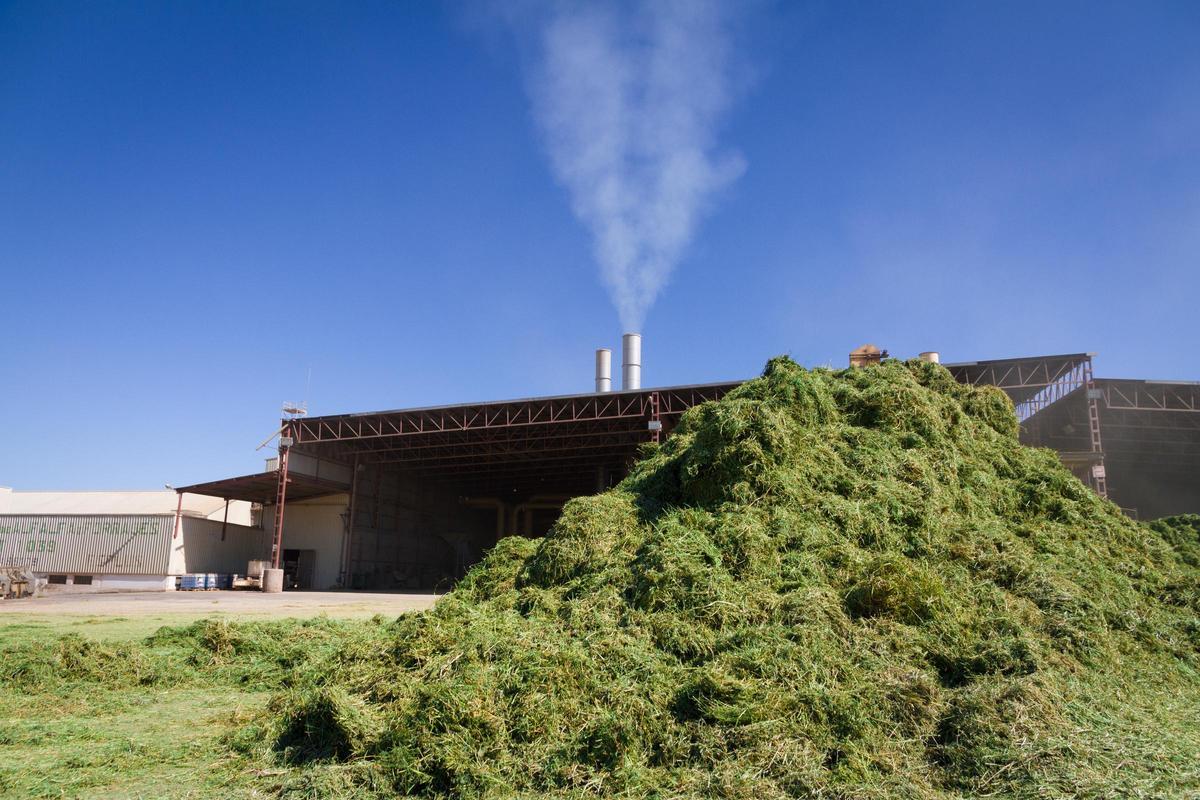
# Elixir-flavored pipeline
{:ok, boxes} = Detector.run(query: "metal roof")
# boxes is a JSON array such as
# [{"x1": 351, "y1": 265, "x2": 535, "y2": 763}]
[
  {"x1": 944, "y1": 353, "x2": 1095, "y2": 406},
  {"x1": 175, "y1": 471, "x2": 351, "y2": 505},
  {"x1": 0, "y1": 490, "x2": 236, "y2": 519},
  {"x1": 942, "y1": 352, "x2": 1096, "y2": 368},
  {"x1": 310, "y1": 379, "x2": 749, "y2": 422},
  {"x1": 180, "y1": 382, "x2": 743, "y2": 501},
  {"x1": 282, "y1": 381, "x2": 743, "y2": 496},
  {"x1": 1097, "y1": 378, "x2": 1200, "y2": 408}
]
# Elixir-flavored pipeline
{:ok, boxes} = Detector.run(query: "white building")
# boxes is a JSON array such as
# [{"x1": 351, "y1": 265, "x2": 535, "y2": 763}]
[{"x1": 0, "y1": 488, "x2": 262, "y2": 592}]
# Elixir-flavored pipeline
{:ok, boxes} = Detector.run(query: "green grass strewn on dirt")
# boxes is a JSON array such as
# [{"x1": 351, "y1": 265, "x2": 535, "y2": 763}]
[
  {"x1": 0, "y1": 614, "x2": 207, "y2": 647},
  {"x1": 0, "y1": 616, "x2": 396, "y2": 798},
  {"x1": 0, "y1": 686, "x2": 268, "y2": 798},
  {"x1": 2, "y1": 359, "x2": 1199, "y2": 799}
]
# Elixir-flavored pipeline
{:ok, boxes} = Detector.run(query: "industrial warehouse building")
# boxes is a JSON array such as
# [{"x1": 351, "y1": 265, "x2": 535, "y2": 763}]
[
  {"x1": 0, "y1": 489, "x2": 259, "y2": 591},
  {"x1": 949, "y1": 354, "x2": 1200, "y2": 519},
  {"x1": 5, "y1": 349, "x2": 1195, "y2": 594},
  {"x1": 174, "y1": 348, "x2": 1198, "y2": 593},
  {"x1": 180, "y1": 379, "x2": 735, "y2": 590}
]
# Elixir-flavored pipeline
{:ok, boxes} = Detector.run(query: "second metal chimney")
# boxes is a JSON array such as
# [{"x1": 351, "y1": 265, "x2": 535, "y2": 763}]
[
  {"x1": 595, "y1": 348, "x2": 612, "y2": 393},
  {"x1": 622, "y1": 333, "x2": 641, "y2": 390}
]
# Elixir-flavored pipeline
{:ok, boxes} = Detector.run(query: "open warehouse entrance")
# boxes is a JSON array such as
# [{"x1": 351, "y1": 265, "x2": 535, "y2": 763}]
[{"x1": 178, "y1": 383, "x2": 738, "y2": 591}]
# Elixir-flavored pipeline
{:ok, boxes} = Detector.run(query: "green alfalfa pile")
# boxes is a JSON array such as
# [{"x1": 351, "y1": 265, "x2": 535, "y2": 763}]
[{"x1": 248, "y1": 358, "x2": 1200, "y2": 798}]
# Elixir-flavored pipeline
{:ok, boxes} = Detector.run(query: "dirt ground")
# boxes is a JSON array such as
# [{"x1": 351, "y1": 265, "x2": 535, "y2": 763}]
[
  {"x1": 0, "y1": 590, "x2": 440, "y2": 642},
  {"x1": 0, "y1": 590, "x2": 439, "y2": 617}
]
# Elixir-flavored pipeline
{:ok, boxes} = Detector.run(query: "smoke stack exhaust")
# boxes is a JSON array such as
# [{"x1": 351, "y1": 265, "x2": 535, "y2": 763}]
[
  {"x1": 595, "y1": 348, "x2": 612, "y2": 393},
  {"x1": 622, "y1": 333, "x2": 642, "y2": 390}
]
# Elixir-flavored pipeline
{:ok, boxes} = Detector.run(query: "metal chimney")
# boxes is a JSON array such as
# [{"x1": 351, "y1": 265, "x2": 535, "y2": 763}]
[
  {"x1": 595, "y1": 348, "x2": 612, "y2": 393},
  {"x1": 622, "y1": 333, "x2": 641, "y2": 390}
]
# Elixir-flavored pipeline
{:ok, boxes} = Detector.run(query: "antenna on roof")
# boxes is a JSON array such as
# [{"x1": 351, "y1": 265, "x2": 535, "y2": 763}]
[
  {"x1": 255, "y1": 424, "x2": 287, "y2": 451},
  {"x1": 281, "y1": 402, "x2": 307, "y2": 418},
  {"x1": 282, "y1": 365, "x2": 312, "y2": 419}
]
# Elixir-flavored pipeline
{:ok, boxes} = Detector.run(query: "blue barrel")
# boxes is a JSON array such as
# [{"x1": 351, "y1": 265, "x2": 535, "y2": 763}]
[
  {"x1": 217, "y1": 573, "x2": 232, "y2": 590},
  {"x1": 204, "y1": 573, "x2": 218, "y2": 590},
  {"x1": 180, "y1": 574, "x2": 203, "y2": 591}
]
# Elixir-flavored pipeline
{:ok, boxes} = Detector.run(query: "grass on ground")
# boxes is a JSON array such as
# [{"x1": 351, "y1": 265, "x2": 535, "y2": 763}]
[{"x1": 0, "y1": 615, "x2": 399, "y2": 799}]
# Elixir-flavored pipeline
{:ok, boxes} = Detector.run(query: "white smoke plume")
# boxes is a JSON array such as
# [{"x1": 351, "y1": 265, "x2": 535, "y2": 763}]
[{"x1": 529, "y1": 1, "x2": 745, "y2": 332}]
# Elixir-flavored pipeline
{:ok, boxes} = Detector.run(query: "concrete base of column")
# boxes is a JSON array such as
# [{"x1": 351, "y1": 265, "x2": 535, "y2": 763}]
[{"x1": 262, "y1": 568, "x2": 284, "y2": 593}]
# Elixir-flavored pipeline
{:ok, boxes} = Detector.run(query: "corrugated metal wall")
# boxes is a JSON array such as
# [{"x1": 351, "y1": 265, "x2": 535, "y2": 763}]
[
  {"x1": 171, "y1": 517, "x2": 270, "y2": 576},
  {"x1": 0, "y1": 514, "x2": 174, "y2": 575}
]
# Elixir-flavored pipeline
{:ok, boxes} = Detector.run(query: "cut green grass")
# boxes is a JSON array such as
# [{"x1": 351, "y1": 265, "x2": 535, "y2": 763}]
[
  {"x1": 0, "y1": 615, "x2": 173, "y2": 646},
  {"x1": 0, "y1": 616, "x2": 402, "y2": 797},
  {"x1": 0, "y1": 687, "x2": 269, "y2": 799}
]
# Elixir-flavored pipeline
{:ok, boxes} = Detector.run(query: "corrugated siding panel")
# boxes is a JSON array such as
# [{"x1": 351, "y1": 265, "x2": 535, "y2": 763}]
[{"x1": 0, "y1": 515, "x2": 173, "y2": 575}]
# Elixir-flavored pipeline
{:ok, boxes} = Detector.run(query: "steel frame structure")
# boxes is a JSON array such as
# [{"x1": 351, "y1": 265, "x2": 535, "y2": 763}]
[
  {"x1": 273, "y1": 384, "x2": 737, "y2": 493},
  {"x1": 1100, "y1": 379, "x2": 1200, "y2": 413},
  {"x1": 1093, "y1": 379, "x2": 1200, "y2": 471},
  {"x1": 948, "y1": 353, "x2": 1109, "y2": 497},
  {"x1": 1011, "y1": 361, "x2": 1090, "y2": 421},
  {"x1": 945, "y1": 353, "x2": 1095, "y2": 421},
  {"x1": 288, "y1": 384, "x2": 733, "y2": 453}
]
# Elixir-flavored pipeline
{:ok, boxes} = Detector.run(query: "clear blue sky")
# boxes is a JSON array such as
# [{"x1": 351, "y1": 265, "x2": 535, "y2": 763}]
[{"x1": 2, "y1": 1, "x2": 1197, "y2": 489}]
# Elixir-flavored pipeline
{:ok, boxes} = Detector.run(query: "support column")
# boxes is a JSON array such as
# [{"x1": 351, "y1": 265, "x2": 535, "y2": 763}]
[
  {"x1": 340, "y1": 457, "x2": 360, "y2": 588},
  {"x1": 392, "y1": 472, "x2": 404, "y2": 574},
  {"x1": 172, "y1": 492, "x2": 183, "y2": 539},
  {"x1": 221, "y1": 498, "x2": 229, "y2": 542},
  {"x1": 495, "y1": 502, "x2": 507, "y2": 543},
  {"x1": 270, "y1": 426, "x2": 292, "y2": 569},
  {"x1": 648, "y1": 390, "x2": 663, "y2": 444}
]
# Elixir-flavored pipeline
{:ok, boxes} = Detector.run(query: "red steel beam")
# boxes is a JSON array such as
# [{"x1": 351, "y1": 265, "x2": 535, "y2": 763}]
[
  {"x1": 289, "y1": 386, "x2": 736, "y2": 446},
  {"x1": 330, "y1": 419, "x2": 655, "y2": 457}
]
